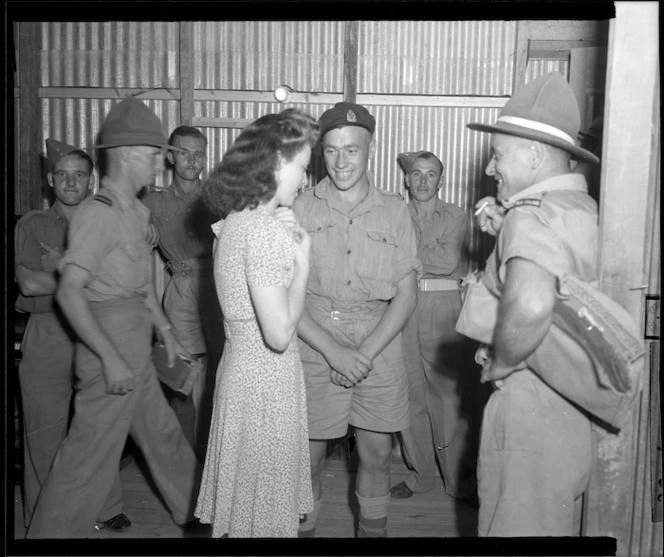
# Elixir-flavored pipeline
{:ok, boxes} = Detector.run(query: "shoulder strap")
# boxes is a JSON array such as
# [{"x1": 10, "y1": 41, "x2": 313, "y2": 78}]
[{"x1": 94, "y1": 192, "x2": 114, "y2": 207}]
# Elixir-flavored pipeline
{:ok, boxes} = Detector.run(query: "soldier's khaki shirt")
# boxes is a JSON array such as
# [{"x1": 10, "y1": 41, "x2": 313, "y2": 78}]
[
  {"x1": 487, "y1": 173, "x2": 598, "y2": 294},
  {"x1": 59, "y1": 182, "x2": 153, "y2": 302},
  {"x1": 408, "y1": 197, "x2": 470, "y2": 281},
  {"x1": 292, "y1": 177, "x2": 420, "y2": 304},
  {"x1": 15, "y1": 204, "x2": 69, "y2": 314}
]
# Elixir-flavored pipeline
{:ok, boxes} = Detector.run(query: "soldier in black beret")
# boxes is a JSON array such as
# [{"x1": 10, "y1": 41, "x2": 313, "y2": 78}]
[{"x1": 291, "y1": 102, "x2": 420, "y2": 537}]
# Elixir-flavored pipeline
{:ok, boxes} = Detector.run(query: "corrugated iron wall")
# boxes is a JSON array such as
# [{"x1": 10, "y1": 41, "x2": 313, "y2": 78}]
[
  {"x1": 526, "y1": 58, "x2": 570, "y2": 83},
  {"x1": 358, "y1": 21, "x2": 515, "y2": 96},
  {"x1": 40, "y1": 22, "x2": 179, "y2": 88},
  {"x1": 194, "y1": 21, "x2": 344, "y2": 92}
]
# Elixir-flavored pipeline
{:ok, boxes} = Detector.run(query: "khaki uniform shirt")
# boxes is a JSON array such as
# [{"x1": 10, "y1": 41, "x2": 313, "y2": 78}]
[
  {"x1": 292, "y1": 176, "x2": 420, "y2": 303},
  {"x1": 15, "y1": 204, "x2": 70, "y2": 314},
  {"x1": 141, "y1": 182, "x2": 216, "y2": 265},
  {"x1": 408, "y1": 198, "x2": 469, "y2": 281},
  {"x1": 59, "y1": 182, "x2": 153, "y2": 301},
  {"x1": 487, "y1": 173, "x2": 598, "y2": 295}
]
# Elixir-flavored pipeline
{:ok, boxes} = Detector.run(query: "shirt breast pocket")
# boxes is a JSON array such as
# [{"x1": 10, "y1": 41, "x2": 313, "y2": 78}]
[
  {"x1": 152, "y1": 208, "x2": 179, "y2": 224},
  {"x1": 305, "y1": 218, "x2": 338, "y2": 276},
  {"x1": 360, "y1": 228, "x2": 398, "y2": 282}
]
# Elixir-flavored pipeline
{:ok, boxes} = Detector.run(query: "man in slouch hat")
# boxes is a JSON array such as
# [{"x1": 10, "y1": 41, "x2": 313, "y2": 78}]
[
  {"x1": 27, "y1": 97, "x2": 202, "y2": 538},
  {"x1": 466, "y1": 72, "x2": 600, "y2": 536}
]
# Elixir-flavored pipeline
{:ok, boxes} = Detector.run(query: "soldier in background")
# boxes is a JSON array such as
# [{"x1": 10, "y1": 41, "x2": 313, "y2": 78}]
[
  {"x1": 142, "y1": 126, "x2": 223, "y2": 458},
  {"x1": 15, "y1": 139, "x2": 131, "y2": 532},
  {"x1": 391, "y1": 150, "x2": 482, "y2": 507}
]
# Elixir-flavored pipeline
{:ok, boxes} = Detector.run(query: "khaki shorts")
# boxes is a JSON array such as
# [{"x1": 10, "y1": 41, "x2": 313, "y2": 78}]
[{"x1": 299, "y1": 305, "x2": 410, "y2": 439}]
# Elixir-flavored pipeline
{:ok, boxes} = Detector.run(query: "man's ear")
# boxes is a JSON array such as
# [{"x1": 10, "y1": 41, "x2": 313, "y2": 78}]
[
  {"x1": 166, "y1": 150, "x2": 175, "y2": 166},
  {"x1": 47, "y1": 172, "x2": 54, "y2": 189},
  {"x1": 369, "y1": 138, "x2": 377, "y2": 158},
  {"x1": 529, "y1": 141, "x2": 545, "y2": 168},
  {"x1": 87, "y1": 173, "x2": 96, "y2": 194}
]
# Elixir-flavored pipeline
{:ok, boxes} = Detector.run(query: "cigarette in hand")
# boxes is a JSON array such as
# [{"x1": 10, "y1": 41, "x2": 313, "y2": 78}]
[{"x1": 474, "y1": 201, "x2": 489, "y2": 217}]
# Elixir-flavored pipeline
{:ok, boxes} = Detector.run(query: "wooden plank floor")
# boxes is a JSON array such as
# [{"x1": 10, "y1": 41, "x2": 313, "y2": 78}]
[{"x1": 12, "y1": 443, "x2": 478, "y2": 541}]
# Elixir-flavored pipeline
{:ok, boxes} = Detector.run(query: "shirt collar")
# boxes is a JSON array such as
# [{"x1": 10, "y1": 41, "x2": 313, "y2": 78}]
[
  {"x1": 47, "y1": 202, "x2": 69, "y2": 224},
  {"x1": 501, "y1": 173, "x2": 588, "y2": 210},
  {"x1": 407, "y1": 196, "x2": 444, "y2": 219},
  {"x1": 171, "y1": 180, "x2": 201, "y2": 201}
]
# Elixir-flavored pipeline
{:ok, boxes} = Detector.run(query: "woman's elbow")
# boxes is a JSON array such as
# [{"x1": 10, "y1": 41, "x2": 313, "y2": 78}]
[
  {"x1": 55, "y1": 281, "x2": 73, "y2": 308},
  {"x1": 263, "y1": 329, "x2": 295, "y2": 353}
]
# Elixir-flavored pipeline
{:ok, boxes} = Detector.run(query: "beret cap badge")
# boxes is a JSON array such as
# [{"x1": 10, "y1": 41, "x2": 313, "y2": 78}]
[{"x1": 346, "y1": 110, "x2": 357, "y2": 123}]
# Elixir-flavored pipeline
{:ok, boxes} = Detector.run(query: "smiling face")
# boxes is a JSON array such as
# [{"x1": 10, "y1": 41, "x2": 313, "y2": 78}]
[
  {"x1": 406, "y1": 156, "x2": 442, "y2": 203},
  {"x1": 167, "y1": 135, "x2": 207, "y2": 183},
  {"x1": 321, "y1": 126, "x2": 374, "y2": 193},
  {"x1": 485, "y1": 133, "x2": 535, "y2": 201},
  {"x1": 274, "y1": 145, "x2": 312, "y2": 207},
  {"x1": 47, "y1": 153, "x2": 93, "y2": 207}
]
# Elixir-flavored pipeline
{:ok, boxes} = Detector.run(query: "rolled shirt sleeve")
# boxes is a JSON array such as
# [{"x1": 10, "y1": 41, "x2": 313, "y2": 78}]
[
  {"x1": 58, "y1": 197, "x2": 153, "y2": 301},
  {"x1": 391, "y1": 198, "x2": 421, "y2": 285}
]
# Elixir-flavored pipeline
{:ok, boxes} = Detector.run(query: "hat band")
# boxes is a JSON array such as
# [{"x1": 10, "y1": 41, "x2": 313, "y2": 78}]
[{"x1": 497, "y1": 116, "x2": 575, "y2": 146}]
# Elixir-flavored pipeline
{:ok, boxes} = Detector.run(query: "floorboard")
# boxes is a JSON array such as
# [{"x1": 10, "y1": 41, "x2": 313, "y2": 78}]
[{"x1": 12, "y1": 446, "x2": 478, "y2": 541}]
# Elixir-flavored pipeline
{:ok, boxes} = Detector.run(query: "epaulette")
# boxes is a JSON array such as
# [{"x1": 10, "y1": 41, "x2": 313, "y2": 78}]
[
  {"x1": 19, "y1": 208, "x2": 49, "y2": 221},
  {"x1": 507, "y1": 198, "x2": 542, "y2": 210},
  {"x1": 376, "y1": 187, "x2": 401, "y2": 199},
  {"x1": 94, "y1": 193, "x2": 114, "y2": 207}
]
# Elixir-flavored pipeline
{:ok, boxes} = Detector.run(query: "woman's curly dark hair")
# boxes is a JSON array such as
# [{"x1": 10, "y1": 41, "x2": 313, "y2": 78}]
[{"x1": 203, "y1": 108, "x2": 320, "y2": 218}]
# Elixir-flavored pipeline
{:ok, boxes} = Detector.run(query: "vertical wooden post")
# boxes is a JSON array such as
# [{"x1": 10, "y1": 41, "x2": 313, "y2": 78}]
[
  {"x1": 17, "y1": 22, "x2": 42, "y2": 214},
  {"x1": 179, "y1": 22, "x2": 195, "y2": 127},
  {"x1": 583, "y1": 3, "x2": 659, "y2": 554},
  {"x1": 513, "y1": 21, "x2": 530, "y2": 93},
  {"x1": 343, "y1": 21, "x2": 359, "y2": 103}
]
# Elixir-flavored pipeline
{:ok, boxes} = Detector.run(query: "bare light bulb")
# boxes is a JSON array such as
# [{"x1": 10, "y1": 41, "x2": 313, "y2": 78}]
[{"x1": 274, "y1": 85, "x2": 293, "y2": 102}]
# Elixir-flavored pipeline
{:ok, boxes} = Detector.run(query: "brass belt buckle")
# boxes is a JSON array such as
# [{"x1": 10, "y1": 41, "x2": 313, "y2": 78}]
[{"x1": 330, "y1": 310, "x2": 341, "y2": 320}]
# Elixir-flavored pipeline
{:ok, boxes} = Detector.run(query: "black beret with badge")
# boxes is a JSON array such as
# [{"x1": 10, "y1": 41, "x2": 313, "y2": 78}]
[{"x1": 318, "y1": 102, "x2": 376, "y2": 139}]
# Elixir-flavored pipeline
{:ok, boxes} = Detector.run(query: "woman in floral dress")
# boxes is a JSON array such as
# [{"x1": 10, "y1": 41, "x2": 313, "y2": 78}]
[{"x1": 195, "y1": 109, "x2": 319, "y2": 537}]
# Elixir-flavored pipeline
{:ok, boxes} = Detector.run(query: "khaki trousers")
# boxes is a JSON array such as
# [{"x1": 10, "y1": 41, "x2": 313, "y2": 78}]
[
  {"x1": 18, "y1": 311, "x2": 123, "y2": 527},
  {"x1": 26, "y1": 300, "x2": 201, "y2": 538},
  {"x1": 399, "y1": 290, "x2": 483, "y2": 497},
  {"x1": 478, "y1": 370, "x2": 592, "y2": 536}
]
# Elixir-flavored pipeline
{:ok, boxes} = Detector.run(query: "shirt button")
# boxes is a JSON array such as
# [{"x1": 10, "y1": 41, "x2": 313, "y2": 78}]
[
  {"x1": 383, "y1": 238, "x2": 387, "y2": 242},
  {"x1": 349, "y1": 220, "x2": 353, "y2": 224},
  {"x1": 346, "y1": 280, "x2": 351, "y2": 285},
  {"x1": 347, "y1": 249, "x2": 351, "y2": 254},
  {"x1": 317, "y1": 226, "x2": 322, "y2": 231}
]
